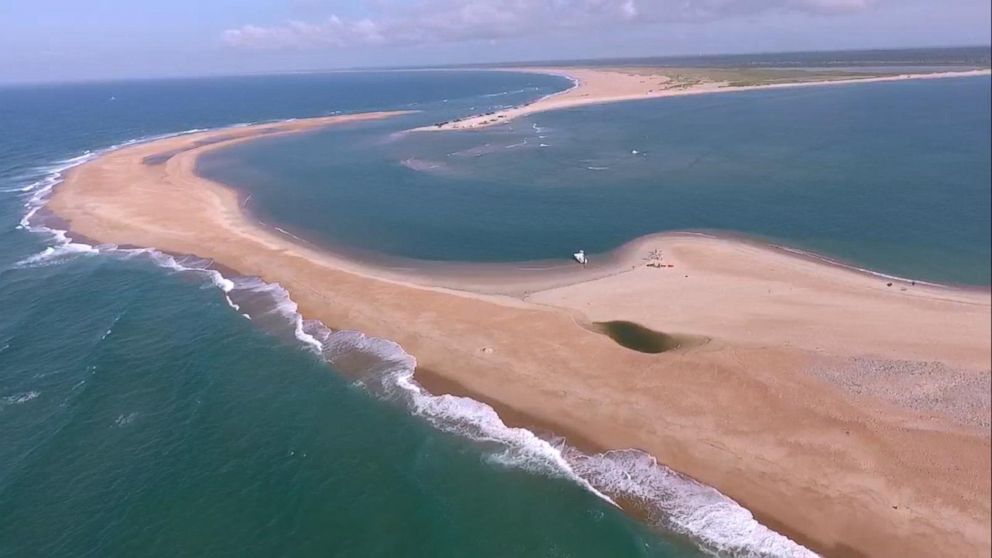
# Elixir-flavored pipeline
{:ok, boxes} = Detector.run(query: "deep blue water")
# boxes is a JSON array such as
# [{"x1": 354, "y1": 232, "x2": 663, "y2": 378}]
[{"x1": 200, "y1": 75, "x2": 992, "y2": 285}]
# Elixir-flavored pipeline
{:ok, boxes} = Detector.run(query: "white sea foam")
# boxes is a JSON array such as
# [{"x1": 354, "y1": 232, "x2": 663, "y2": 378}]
[
  {"x1": 388, "y1": 367, "x2": 616, "y2": 506},
  {"x1": 10, "y1": 124, "x2": 819, "y2": 558},
  {"x1": 317, "y1": 329, "x2": 411, "y2": 367},
  {"x1": 10, "y1": 133, "x2": 250, "y2": 314},
  {"x1": 15, "y1": 242, "x2": 99, "y2": 267},
  {"x1": 1, "y1": 391, "x2": 40, "y2": 407},
  {"x1": 114, "y1": 412, "x2": 138, "y2": 427},
  {"x1": 10, "y1": 127, "x2": 214, "y2": 273},
  {"x1": 481, "y1": 87, "x2": 537, "y2": 98},
  {"x1": 568, "y1": 449, "x2": 817, "y2": 557},
  {"x1": 301, "y1": 325, "x2": 619, "y2": 506},
  {"x1": 227, "y1": 277, "x2": 323, "y2": 353},
  {"x1": 100, "y1": 311, "x2": 126, "y2": 341},
  {"x1": 16, "y1": 152, "x2": 98, "y2": 231},
  {"x1": 0, "y1": 184, "x2": 37, "y2": 193}
]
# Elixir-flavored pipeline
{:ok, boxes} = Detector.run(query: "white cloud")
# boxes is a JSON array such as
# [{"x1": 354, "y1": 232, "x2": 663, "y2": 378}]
[{"x1": 222, "y1": 0, "x2": 876, "y2": 50}]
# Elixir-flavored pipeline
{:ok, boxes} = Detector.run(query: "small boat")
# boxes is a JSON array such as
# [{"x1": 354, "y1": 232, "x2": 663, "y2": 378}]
[{"x1": 573, "y1": 250, "x2": 588, "y2": 265}]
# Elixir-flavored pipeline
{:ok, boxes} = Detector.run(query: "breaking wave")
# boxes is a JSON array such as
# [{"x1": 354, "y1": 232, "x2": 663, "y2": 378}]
[{"x1": 569, "y1": 449, "x2": 816, "y2": 557}]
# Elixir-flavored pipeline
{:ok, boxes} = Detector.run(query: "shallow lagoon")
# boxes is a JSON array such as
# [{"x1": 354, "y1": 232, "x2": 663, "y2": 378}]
[{"x1": 202, "y1": 76, "x2": 992, "y2": 285}]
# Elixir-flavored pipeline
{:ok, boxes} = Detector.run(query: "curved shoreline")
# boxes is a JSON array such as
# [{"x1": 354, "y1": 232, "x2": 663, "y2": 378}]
[
  {"x1": 45, "y1": 115, "x2": 991, "y2": 557},
  {"x1": 248, "y1": 206, "x2": 992, "y2": 296},
  {"x1": 412, "y1": 67, "x2": 992, "y2": 131},
  {"x1": 223, "y1": 173, "x2": 992, "y2": 302},
  {"x1": 214, "y1": 138, "x2": 989, "y2": 293}
]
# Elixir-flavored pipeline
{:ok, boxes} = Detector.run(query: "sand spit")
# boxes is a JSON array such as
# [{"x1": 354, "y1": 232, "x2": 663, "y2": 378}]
[
  {"x1": 414, "y1": 67, "x2": 992, "y2": 131},
  {"x1": 47, "y1": 113, "x2": 991, "y2": 557}
]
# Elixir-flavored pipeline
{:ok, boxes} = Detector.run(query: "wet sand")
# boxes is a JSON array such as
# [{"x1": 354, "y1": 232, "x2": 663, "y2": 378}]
[
  {"x1": 413, "y1": 67, "x2": 992, "y2": 131},
  {"x1": 47, "y1": 115, "x2": 991, "y2": 557}
]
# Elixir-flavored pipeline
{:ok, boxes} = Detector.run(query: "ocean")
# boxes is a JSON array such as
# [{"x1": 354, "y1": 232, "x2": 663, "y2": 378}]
[{"x1": 0, "y1": 66, "x2": 987, "y2": 558}]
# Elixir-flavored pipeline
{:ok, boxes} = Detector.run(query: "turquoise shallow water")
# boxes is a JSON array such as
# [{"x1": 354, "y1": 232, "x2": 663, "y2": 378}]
[
  {"x1": 202, "y1": 75, "x2": 991, "y2": 285},
  {"x1": 0, "y1": 257, "x2": 691, "y2": 557}
]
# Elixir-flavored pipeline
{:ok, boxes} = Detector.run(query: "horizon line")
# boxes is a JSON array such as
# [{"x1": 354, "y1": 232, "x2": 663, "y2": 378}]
[{"x1": 2, "y1": 43, "x2": 989, "y2": 88}]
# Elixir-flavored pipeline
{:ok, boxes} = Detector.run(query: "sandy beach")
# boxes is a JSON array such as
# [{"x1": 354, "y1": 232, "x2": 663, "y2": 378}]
[
  {"x1": 46, "y1": 111, "x2": 991, "y2": 557},
  {"x1": 414, "y1": 67, "x2": 992, "y2": 131}
]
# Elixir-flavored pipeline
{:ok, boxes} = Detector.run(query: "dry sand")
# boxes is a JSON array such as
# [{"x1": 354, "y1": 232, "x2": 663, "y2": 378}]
[
  {"x1": 414, "y1": 67, "x2": 992, "y2": 131},
  {"x1": 46, "y1": 112, "x2": 991, "y2": 557}
]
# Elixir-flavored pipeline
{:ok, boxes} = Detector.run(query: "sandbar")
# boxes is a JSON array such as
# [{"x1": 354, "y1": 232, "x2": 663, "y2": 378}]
[
  {"x1": 46, "y1": 113, "x2": 991, "y2": 557},
  {"x1": 414, "y1": 67, "x2": 992, "y2": 131}
]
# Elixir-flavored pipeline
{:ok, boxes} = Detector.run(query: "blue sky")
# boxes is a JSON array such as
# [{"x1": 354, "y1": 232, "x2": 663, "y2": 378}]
[{"x1": 1, "y1": 0, "x2": 989, "y2": 83}]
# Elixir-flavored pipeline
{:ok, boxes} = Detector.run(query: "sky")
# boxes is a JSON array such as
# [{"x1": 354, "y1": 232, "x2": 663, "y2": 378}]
[{"x1": 1, "y1": 0, "x2": 989, "y2": 83}]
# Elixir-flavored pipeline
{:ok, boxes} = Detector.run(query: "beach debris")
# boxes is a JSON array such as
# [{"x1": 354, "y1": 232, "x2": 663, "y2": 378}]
[
  {"x1": 631, "y1": 149, "x2": 639, "y2": 155},
  {"x1": 645, "y1": 249, "x2": 667, "y2": 268},
  {"x1": 481, "y1": 347, "x2": 494, "y2": 354},
  {"x1": 886, "y1": 282, "x2": 893, "y2": 287}
]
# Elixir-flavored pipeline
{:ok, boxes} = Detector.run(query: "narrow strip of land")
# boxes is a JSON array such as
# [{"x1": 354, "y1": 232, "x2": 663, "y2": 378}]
[
  {"x1": 414, "y1": 67, "x2": 992, "y2": 131},
  {"x1": 47, "y1": 113, "x2": 991, "y2": 558}
]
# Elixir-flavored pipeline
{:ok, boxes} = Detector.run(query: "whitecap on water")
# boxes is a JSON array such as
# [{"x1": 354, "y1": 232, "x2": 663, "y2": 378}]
[
  {"x1": 15, "y1": 242, "x2": 99, "y2": 268},
  {"x1": 1, "y1": 391, "x2": 40, "y2": 409},
  {"x1": 113, "y1": 412, "x2": 138, "y2": 427}
]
